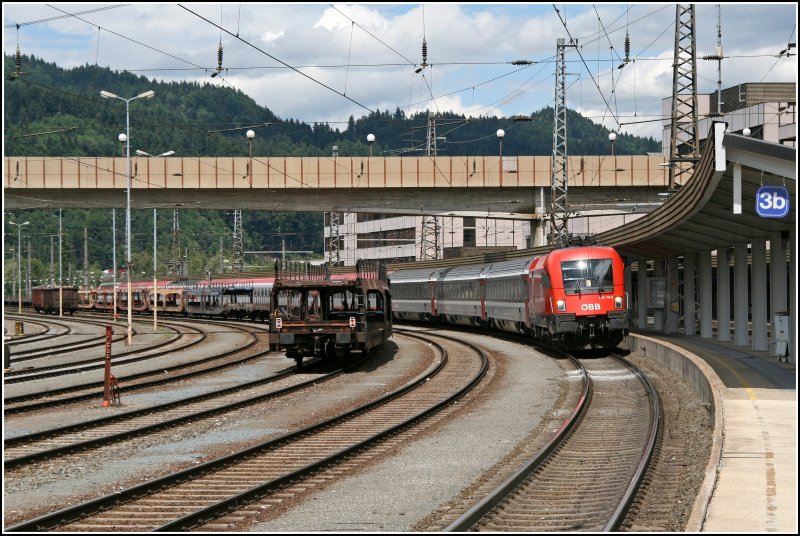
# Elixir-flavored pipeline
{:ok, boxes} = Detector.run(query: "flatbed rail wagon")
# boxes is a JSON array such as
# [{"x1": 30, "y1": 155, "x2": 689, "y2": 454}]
[{"x1": 268, "y1": 261, "x2": 392, "y2": 368}]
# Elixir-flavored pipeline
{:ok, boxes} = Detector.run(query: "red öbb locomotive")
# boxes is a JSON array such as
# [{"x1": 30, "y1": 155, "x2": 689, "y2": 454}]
[{"x1": 390, "y1": 245, "x2": 628, "y2": 350}]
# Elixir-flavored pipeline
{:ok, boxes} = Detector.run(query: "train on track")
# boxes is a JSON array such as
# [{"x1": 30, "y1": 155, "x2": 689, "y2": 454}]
[
  {"x1": 23, "y1": 278, "x2": 275, "y2": 321},
  {"x1": 268, "y1": 260, "x2": 393, "y2": 368},
  {"x1": 15, "y1": 245, "x2": 627, "y2": 352},
  {"x1": 389, "y1": 245, "x2": 629, "y2": 351}
]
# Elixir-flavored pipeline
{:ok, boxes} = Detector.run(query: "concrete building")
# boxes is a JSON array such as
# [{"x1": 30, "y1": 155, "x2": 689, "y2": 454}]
[
  {"x1": 663, "y1": 82, "x2": 796, "y2": 150},
  {"x1": 324, "y1": 213, "x2": 530, "y2": 266}
]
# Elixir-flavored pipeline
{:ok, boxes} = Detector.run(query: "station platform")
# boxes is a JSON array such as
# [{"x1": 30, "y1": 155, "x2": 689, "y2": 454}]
[{"x1": 630, "y1": 330, "x2": 796, "y2": 533}]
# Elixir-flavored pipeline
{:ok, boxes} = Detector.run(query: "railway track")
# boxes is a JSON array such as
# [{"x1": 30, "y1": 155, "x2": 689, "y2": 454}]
[
  {"x1": 6, "y1": 329, "x2": 488, "y2": 532},
  {"x1": 3, "y1": 315, "x2": 61, "y2": 346},
  {"x1": 443, "y1": 353, "x2": 660, "y2": 532},
  {"x1": 6, "y1": 320, "x2": 134, "y2": 363},
  {"x1": 3, "y1": 321, "x2": 197, "y2": 385},
  {"x1": 4, "y1": 358, "x2": 332, "y2": 468},
  {"x1": 3, "y1": 320, "x2": 268, "y2": 413}
]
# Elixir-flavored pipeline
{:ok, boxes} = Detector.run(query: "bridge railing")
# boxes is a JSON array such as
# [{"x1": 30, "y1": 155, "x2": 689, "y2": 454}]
[{"x1": 5, "y1": 155, "x2": 670, "y2": 190}]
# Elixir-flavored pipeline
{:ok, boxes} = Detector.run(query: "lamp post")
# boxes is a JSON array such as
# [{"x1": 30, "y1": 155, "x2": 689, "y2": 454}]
[
  {"x1": 366, "y1": 134, "x2": 375, "y2": 184},
  {"x1": 8, "y1": 221, "x2": 30, "y2": 313},
  {"x1": 112, "y1": 208, "x2": 117, "y2": 321},
  {"x1": 153, "y1": 207, "x2": 158, "y2": 329},
  {"x1": 496, "y1": 129, "x2": 505, "y2": 183},
  {"x1": 100, "y1": 89, "x2": 155, "y2": 346},
  {"x1": 246, "y1": 130, "x2": 255, "y2": 186},
  {"x1": 608, "y1": 132, "x2": 617, "y2": 157},
  {"x1": 367, "y1": 133, "x2": 375, "y2": 157},
  {"x1": 59, "y1": 209, "x2": 63, "y2": 317},
  {"x1": 135, "y1": 149, "x2": 173, "y2": 330},
  {"x1": 496, "y1": 129, "x2": 505, "y2": 157}
]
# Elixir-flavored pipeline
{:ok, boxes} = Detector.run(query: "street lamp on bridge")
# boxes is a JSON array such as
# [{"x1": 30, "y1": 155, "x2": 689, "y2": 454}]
[
  {"x1": 246, "y1": 130, "x2": 255, "y2": 186},
  {"x1": 497, "y1": 129, "x2": 505, "y2": 181}
]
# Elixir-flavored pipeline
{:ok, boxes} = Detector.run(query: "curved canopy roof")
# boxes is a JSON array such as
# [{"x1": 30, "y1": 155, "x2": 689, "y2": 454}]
[{"x1": 597, "y1": 124, "x2": 796, "y2": 259}]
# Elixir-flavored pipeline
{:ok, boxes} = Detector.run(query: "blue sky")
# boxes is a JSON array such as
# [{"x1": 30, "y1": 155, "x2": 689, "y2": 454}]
[{"x1": 3, "y1": 3, "x2": 797, "y2": 140}]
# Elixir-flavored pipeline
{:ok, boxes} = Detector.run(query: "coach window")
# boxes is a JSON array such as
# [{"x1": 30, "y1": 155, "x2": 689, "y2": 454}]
[{"x1": 367, "y1": 291, "x2": 384, "y2": 319}]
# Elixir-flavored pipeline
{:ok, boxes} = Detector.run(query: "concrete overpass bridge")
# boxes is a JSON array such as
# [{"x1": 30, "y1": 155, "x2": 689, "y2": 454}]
[{"x1": 5, "y1": 154, "x2": 671, "y2": 218}]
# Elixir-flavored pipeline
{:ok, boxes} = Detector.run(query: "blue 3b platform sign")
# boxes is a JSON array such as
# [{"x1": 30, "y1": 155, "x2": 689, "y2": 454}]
[{"x1": 756, "y1": 186, "x2": 790, "y2": 218}]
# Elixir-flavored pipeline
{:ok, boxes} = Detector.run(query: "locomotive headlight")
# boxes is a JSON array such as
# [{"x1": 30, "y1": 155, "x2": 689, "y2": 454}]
[
  {"x1": 556, "y1": 299, "x2": 566, "y2": 312},
  {"x1": 614, "y1": 296, "x2": 623, "y2": 309}
]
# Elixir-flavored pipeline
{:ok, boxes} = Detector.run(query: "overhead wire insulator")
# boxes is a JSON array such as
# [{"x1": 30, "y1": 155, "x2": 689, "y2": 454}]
[
  {"x1": 511, "y1": 59, "x2": 533, "y2": 65},
  {"x1": 624, "y1": 31, "x2": 630, "y2": 63},
  {"x1": 15, "y1": 46, "x2": 22, "y2": 78},
  {"x1": 416, "y1": 37, "x2": 429, "y2": 73},
  {"x1": 217, "y1": 42, "x2": 223, "y2": 72}
]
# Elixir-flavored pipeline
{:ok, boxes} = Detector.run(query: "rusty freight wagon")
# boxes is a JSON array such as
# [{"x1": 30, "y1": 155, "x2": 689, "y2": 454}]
[{"x1": 31, "y1": 286, "x2": 78, "y2": 314}]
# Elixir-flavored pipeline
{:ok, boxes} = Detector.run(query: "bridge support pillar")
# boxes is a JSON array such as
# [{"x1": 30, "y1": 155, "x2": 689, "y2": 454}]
[
  {"x1": 769, "y1": 232, "x2": 788, "y2": 357},
  {"x1": 683, "y1": 253, "x2": 696, "y2": 336},
  {"x1": 734, "y1": 243, "x2": 749, "y2": 347},
  {"x1": 699, "y1": 250, "x2": 713, "y2": 338},
  {"x1": 665, "y1": 255, "x2": 680, "y2": 334},
  {"x1": 751, "y1": 239, "x2": 768, "y2": 352},
  {"x1": 637, "y1": 259, "x2": 648, "y2": 329},
  {"x1": 653, "y1": 259, "x2": 664, "y2": 331},
  {"x1": 717, "y1": 248, "x2": 731, "y2": 342},
  {"x1": 789, "y1": 228, "x2": 796, "y2": 365}
]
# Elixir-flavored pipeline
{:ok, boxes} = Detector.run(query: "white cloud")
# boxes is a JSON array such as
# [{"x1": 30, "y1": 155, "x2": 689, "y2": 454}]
[
  {"x1": 260, "y1": 30, "x2": 285, "y2": 46},
  {"x1": 2, "y1": 2, "x2": 796, "y2": 138}
]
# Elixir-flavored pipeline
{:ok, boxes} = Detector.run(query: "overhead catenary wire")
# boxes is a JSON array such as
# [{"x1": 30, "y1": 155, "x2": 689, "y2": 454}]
[
  {"x1": 759, "y1": 24, "x2": 797, "y2": 82},
  {"x1": 4, "y1": 4, "x2": 130, "y2": 28},
  {"x1": 553, "y1": 5, "x2": 621, "y2": 131},
  {"x1": 178, "y1": 3, "x2": 374, "y2": 114},
  {"x1": 44, "y1": 4, "x2": 208, "y2": 71}
]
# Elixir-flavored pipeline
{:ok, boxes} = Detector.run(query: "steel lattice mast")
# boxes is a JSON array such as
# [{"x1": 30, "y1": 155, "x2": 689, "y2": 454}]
[
  {"x1": 668, "y1": 4, "x2": 700, "y2": 190},
  {"x1": 326, "y1": 145, "x2": 343, "y2": 266},
  {"x1": 419, "y1": 112, "x2": 440, "y2": 261},
  {"x1": 232, "y1": 210, "x2": 243, "y2": 272},
  {"x1": 549, "y1": 38, "x2": 575, "y2": 247}
]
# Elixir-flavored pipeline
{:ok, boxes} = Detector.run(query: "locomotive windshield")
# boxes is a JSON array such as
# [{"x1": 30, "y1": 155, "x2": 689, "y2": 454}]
[{"x1": 561, "y1": 258, "x2": 614, "y2": 294}]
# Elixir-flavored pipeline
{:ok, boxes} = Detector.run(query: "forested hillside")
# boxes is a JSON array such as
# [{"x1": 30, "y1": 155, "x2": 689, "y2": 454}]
[{"x1": 4, "y1": 54, "x2": 659, "y2": 285}]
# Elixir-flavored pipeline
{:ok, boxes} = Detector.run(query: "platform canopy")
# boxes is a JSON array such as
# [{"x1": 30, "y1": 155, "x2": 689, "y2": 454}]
[{"x1": 597, "y1": 124, "x2": 795, "y2": 260}]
